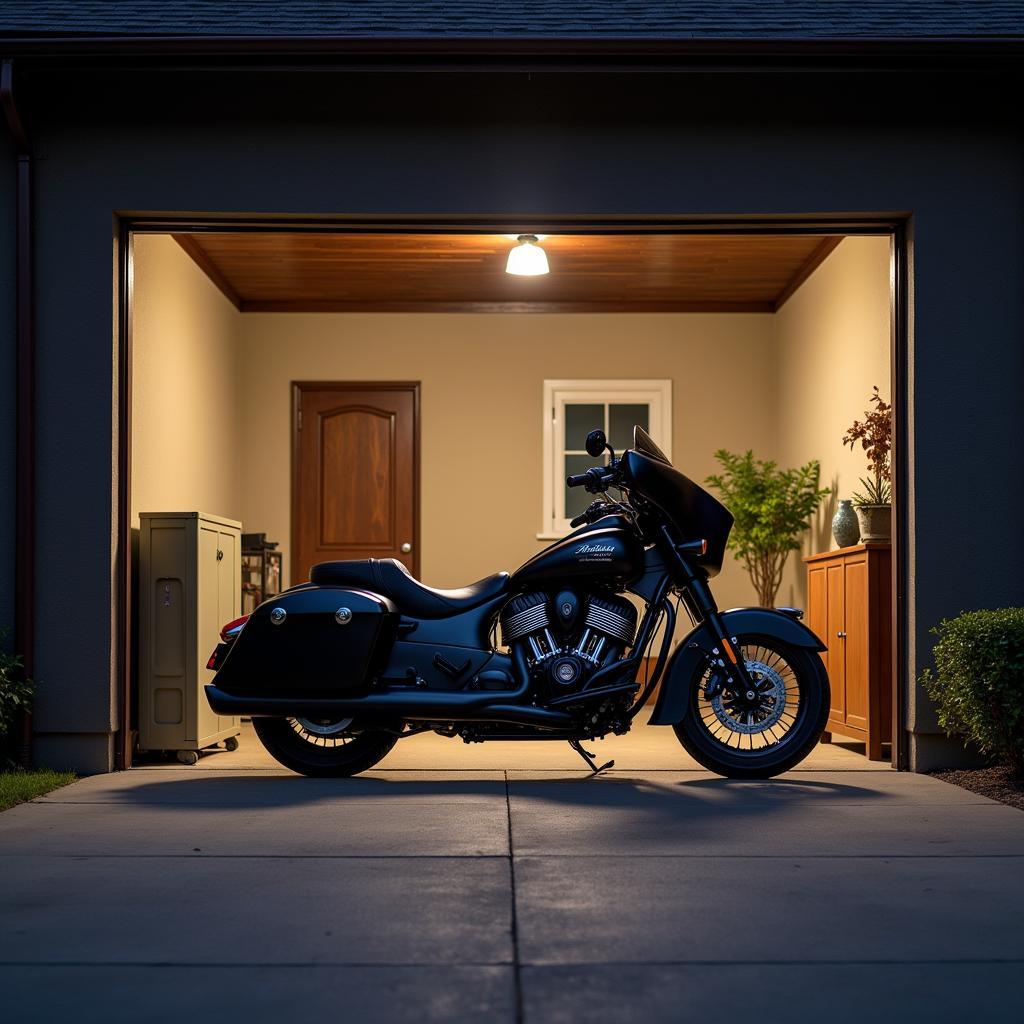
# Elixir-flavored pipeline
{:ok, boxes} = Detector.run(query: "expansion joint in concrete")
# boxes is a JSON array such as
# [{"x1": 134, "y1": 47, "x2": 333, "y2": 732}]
[{"x1": 504, "y1": 770, "x2": 524, "y2": 1024}]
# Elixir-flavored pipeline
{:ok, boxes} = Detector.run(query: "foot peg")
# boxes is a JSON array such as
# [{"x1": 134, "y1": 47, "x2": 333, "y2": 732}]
[{"x1": 569, "y1": 739, "x2": 614, "y2": 776}]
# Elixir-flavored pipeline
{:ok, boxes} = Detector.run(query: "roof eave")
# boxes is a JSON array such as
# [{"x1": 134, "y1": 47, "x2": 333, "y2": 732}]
[{"x1": 1, "y1": 33, "x2": 1023, "y2": 62}]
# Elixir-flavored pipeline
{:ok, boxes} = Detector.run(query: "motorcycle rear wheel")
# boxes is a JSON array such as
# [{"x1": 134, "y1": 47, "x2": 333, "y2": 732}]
[
  {"x1": 252, "y1": 716, "x2": 397, "y2": 777},
  {"x1": 673, "y1": 634, "x2": 829, "y2": 779}
]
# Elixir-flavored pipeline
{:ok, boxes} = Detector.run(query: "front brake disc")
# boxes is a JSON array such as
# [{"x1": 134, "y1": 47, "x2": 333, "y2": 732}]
[{"x1": 709, "y1": 660, "x2": 786, "y2": 735}]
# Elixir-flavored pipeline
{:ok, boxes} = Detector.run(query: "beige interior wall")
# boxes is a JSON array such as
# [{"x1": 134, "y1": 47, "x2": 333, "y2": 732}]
[
  {"x1": 238, "y1": 313, "x2": 777, "y2": 609},
  {"x1": 131, "y1": 234, "x2": 243, "y2": 526},
  {"x1": 131, "y1": 234, "x2": 890, "y2": 626},
  {"x1": 775, "y1": 235, "x2": 892, "y2": 607}
]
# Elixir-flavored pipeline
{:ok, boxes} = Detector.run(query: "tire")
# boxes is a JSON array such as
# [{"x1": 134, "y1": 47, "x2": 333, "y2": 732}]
[
  {"x1": 673, "y1": 634, "x2": 830, "y2": 779},
  {"x1": 252, "y1": 716, "x2": 398, "y2": 777}
]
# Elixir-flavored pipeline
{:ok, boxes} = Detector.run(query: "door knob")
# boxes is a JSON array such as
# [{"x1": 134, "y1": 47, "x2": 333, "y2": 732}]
[
  {"x1": 837, "y1": 630, "x2": 847, "y2": 638},
  {"x1": 401, "y1": 542, "x2": 412, "y2": 554}
]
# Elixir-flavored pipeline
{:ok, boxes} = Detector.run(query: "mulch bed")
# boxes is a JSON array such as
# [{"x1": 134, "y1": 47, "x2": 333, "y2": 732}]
[{"x1": 931, "y1": 765, "x2": 1024, "y2": 811}]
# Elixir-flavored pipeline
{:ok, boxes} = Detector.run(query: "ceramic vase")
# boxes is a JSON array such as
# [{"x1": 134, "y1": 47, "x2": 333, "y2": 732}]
[{"x1": 831, "y1": 500, "x2": 860, "y2": 548}]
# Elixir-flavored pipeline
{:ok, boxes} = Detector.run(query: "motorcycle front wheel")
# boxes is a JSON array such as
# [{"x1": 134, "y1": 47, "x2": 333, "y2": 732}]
[
  {"x1": 673, "y1": 634, "x2": 830, "y2": 779},
  {"x1": 252, "y1": 716, "x2": 398, "y2": 777}
]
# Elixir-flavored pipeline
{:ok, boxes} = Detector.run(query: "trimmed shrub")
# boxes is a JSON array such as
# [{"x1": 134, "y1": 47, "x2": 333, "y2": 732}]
[
  {"x1": 0, "y1": 628, "x2": 34, "y2": 766},
  {"x1": 920, "y1": 608, "x2": 1024, "y2": 774}
]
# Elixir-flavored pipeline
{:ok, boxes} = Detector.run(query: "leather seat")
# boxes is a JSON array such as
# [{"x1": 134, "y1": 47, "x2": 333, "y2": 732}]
[{"x1": 309, "y1": 557, "x2": 510, "y2": 618}]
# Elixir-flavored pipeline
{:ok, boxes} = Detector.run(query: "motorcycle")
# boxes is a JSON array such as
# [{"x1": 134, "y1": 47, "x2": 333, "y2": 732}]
[{"x1": 205, "y1": 425, "x2": 829, "y2": 779}]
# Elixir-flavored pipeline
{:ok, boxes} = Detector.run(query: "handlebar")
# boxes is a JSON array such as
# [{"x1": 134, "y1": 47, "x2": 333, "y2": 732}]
[{"x1": 566, "y1": 463, "x2": 618, "y2": 494}]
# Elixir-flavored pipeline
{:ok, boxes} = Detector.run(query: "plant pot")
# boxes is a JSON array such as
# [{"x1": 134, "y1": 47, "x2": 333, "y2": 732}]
[
  {"x1": 855, "y1": 503, "x2": 891, "y2": 543},
  {"x1": 831, "y1": 500, "x2": 861, "y2": 548}
]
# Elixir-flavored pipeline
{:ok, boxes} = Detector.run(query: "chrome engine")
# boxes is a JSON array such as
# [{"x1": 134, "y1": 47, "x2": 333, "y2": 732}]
[{"x1": 501, "y1": 591, "x2": 638, "y2": 696}]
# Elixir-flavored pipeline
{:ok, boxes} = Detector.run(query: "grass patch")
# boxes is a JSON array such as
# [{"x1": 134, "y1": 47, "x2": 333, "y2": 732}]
[{"x1": 0, "y1": 769, "x2": 76, "y2": 811}]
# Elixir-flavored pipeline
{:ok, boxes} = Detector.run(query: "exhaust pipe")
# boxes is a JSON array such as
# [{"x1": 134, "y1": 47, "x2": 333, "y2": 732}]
[{"x1": 205, "y1": 684, "x2": 575, "y2": 731}]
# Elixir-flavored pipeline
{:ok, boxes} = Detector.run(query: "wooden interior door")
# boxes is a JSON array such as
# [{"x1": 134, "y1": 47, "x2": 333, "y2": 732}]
[{"x1": 292, "y1": 382, "x2": 419, "y2": 585}]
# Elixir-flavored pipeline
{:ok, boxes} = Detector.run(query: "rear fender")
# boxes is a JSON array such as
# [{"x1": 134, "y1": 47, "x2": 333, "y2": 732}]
[{"x1": 649, "y1": 607, "x2": 826, "y2": 726}]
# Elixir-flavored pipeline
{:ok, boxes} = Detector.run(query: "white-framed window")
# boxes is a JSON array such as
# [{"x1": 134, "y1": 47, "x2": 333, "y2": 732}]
[{"x1": 541, "y1": 379, "x2": 672, "y2": 538}]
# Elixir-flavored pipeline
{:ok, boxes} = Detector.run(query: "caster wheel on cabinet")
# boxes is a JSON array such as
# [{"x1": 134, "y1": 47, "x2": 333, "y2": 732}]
[
  {"x1": 224, "y1": 737, "x2": 240, "y2": 752},
  {"x1": 176, "y1": 750, "x2": 200, "y2": 766}
]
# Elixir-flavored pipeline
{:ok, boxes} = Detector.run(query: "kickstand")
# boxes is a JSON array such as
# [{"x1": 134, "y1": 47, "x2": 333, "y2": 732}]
[{"x1": 569, "y1": 739, "x2": 615, "y2": 776}]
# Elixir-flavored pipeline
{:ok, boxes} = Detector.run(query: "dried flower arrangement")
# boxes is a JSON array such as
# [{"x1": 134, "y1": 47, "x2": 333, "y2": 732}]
[{"x1": 842, "y1": 386, "x2": 892, "y2": 507}]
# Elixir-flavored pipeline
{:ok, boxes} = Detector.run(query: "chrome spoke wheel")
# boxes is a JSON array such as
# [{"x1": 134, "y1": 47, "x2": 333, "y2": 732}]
[
  {"x1": 288, "y1": 717, "x2": 356, "y2": 748},
  {"x1": 253, "y1": 716, "x2": 398, "y2": 777},
  {"x1": 696, "y1": 643, "x2": 803, "y2": 754}
]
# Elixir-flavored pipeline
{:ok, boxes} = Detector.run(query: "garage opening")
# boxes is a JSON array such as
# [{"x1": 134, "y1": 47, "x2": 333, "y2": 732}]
[{"x1": 125, "y1": 226, "x2": 897, "y2": 772}]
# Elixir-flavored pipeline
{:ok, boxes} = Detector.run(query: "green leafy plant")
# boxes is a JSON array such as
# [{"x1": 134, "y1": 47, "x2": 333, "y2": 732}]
[
  {"x1": 706, "y1": 450, "x2": 830, "y2": 607},
  {"x1": 920, "y1": 608, "x2": 1024, "y2": 775},
  {"x1": 0, "y1": 629, "x2": 34, "y2": 764},
  {"x1": 842, "y1": 386, "x2": 892, "y2": 506}
]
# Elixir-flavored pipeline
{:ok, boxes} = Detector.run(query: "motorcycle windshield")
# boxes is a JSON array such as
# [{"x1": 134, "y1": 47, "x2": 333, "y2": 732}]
[
  {"x1": 633, "y1": 424, "x2": 671, "y2": 465},
  {"x1": 623, "y1": 430, "x2": 734, "y2": 578}
]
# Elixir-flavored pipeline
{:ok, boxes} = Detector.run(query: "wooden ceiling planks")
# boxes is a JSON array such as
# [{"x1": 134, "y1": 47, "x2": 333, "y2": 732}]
[{"x1": 171, "y1": 232, "x2": 844, "y2": 313}]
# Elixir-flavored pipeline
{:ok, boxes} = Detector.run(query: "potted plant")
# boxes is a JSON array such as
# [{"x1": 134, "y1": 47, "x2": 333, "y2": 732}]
[
  {"x1": 706, "y1": 450, "x2": 830, "y2": 607},
  {"x1": 842, "y1": 386, "x2": 892, "y2": 542}
]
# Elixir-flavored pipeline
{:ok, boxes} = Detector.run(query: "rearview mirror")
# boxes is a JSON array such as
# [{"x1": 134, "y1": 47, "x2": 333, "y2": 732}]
[{"x1": 585, "y1": 429, "x2": 608, "y2": 457}]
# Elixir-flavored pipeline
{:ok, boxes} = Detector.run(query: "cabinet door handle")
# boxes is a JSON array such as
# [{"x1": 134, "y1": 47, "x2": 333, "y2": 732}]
[{"x1": 837, "y1": 630, "x2": 847, "y2": 638}]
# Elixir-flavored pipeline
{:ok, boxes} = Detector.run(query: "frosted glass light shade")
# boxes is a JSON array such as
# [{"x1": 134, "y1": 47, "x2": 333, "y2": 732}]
[{"x1": 506, "y1": 235, "x2": 550, "y2": 276}]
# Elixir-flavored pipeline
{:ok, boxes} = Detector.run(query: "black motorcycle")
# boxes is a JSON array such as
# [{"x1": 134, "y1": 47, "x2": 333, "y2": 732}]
[{"x1": 206, "y1": 426, "x2": 829, "y2": 779}]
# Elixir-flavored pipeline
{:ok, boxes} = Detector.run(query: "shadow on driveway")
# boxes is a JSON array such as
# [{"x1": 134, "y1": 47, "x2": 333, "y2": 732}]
[{"x1": 108, "y1": 771, "x2": 886, "y2": 815}]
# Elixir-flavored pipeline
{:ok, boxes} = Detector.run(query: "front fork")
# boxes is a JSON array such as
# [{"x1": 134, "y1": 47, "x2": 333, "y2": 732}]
[{"x1": 659, "y1": 526, "x2": 758, "y2": 700}]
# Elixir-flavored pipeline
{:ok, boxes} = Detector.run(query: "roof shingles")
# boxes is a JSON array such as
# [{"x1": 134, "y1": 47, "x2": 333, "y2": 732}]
[{"x1": 1, "y1": 1, "x2": 1022, "y2": 39}]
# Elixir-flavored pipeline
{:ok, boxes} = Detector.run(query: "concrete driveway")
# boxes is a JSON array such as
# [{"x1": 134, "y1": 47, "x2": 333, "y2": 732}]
[{"x1": 2, "y1": 725, "x2": 1023, "y2": 1023}]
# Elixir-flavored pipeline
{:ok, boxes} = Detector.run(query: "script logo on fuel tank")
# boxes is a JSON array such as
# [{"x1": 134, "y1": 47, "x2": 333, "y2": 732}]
[{"x1": 575, "y1": 542, "x2": 615, "y2": 562}]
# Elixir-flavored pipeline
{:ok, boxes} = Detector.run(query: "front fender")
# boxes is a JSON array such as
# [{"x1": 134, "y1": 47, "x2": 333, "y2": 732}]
[{"x1": 649, "y1": 607, "x2": 826, "y2": 726}]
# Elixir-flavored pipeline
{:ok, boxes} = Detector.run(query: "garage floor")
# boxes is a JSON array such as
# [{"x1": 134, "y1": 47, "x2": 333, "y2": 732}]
[
  {"x1": 146, "y1": 714, "x2": 887, "y2": 772},
  {"x1": 3, "y1": 722, "x2": 1023, "y2": 1023}
]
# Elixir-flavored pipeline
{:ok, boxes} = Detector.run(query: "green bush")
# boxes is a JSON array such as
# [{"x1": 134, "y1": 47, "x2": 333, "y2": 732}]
[
  {"x1": 0, "y1": 629, "x2": 34, "y2": 764},
  {"x1": 920, "y1": 608, "x2": 1024, "y2": 774}
]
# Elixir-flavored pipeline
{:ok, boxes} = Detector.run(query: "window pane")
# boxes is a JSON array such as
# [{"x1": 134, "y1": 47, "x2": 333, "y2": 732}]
[
  {"x1": 564, "y1": 454, "x2": 598, "y2": 520},
  {"x1": 565, "y1": 403, "x2": 603, "y2": 451},
  {"x1": 609, "y1": 403, "x2": 650, "y2": 451}
]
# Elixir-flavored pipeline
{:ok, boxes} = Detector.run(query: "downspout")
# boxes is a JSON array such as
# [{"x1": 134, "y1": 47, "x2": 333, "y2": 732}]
[{"x1": 1, "y1": 59, "x2": 34, "y2": 767}]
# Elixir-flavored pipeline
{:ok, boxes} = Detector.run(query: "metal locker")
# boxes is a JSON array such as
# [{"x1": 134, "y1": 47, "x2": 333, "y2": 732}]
[{"x1": 139, "y1": 512, "x2": 242, "y2": 763}]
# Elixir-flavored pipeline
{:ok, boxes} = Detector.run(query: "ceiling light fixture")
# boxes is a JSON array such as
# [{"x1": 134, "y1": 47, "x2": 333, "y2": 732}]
[{"x1": 505, "y1": 234, "x2": 550, "y2": 276}]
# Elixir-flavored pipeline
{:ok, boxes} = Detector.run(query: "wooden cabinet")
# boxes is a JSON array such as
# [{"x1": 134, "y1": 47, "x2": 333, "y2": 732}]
[{"x1": 804, "y1": 544, "x2": 892, "y2": 760}]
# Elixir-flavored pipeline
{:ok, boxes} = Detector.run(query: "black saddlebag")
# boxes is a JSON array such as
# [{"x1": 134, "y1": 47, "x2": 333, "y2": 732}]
[{"x1": 212, "y1": 585, "x2": 399, "y2": 699}]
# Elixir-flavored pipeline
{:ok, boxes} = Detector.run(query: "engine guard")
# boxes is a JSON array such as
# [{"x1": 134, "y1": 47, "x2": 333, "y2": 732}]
[{"x1": 649, "y1": 607, "x2": 826, "y2": 726}]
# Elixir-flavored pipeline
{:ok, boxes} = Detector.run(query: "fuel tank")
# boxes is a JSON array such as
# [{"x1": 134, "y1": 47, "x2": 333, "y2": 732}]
[{"x1": 511, "y1": 518, "x2": 644, "y2": 589}]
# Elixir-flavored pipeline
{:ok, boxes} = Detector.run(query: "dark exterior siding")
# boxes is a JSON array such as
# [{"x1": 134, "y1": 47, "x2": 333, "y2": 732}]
[
  {"x1": 0, "y1": 134, "x2": 13, "y2": 650},
  {"x1": 12, "y1": 67, "x2": 1024, "y2": 770},
  {"x1": 3, "y1": 0, "x2": 1023, "y2": 38}
]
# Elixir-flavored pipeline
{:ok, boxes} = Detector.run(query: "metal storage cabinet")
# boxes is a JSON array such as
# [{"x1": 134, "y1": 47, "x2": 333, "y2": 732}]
[{"x1": 139, "y1": 512, "x2": 242, "y2": 763}]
